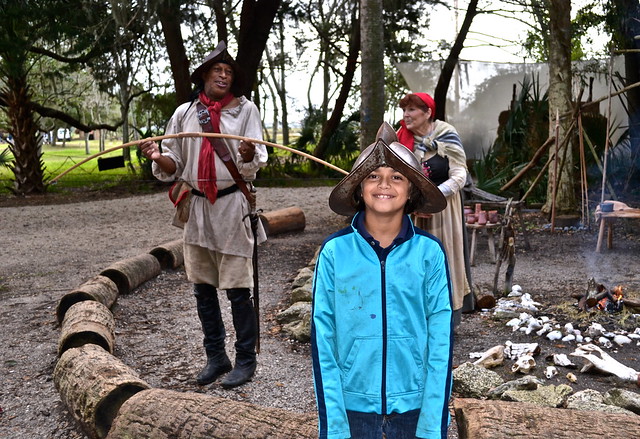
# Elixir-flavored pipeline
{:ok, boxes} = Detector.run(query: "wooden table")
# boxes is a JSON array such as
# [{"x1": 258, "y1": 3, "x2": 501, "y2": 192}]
[
  {"x1": 466, "y1": 222, "x2": 502, "y2": 266},
  {"x1": 595, "y1": 202, "x2": 640, "y2": 252}
]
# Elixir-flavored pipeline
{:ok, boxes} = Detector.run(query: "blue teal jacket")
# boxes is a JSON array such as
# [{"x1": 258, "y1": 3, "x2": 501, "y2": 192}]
[{"x1": 311, "y1": 212, "x2": 453, "y2": 439}]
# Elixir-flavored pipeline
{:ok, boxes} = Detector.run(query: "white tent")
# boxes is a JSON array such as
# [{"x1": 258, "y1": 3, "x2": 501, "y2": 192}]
[{"x1": 396, "y1": 57, "x2": 627, "y2": 160}]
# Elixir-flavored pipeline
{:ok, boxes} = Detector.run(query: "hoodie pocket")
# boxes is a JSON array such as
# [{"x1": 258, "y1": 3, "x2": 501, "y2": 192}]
[
  {"x1": 341, "y1": 337, "x2": 382, "y2": 397},
  {"x1": 386, "y1": 336, "x2": 423, "y2": 396}
]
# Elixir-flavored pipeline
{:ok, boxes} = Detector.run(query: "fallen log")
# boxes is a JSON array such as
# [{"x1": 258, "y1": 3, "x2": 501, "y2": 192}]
[
  {"x1": 58, "y1": 300, "x2": 115, "y2": 356},
  {"x1": 106, "y1": 388, "x2": 317, "y2": 439},
  {"x1": 54, "y1": 344, "x2": 150, "y2": 439},
  {"x1": 100, "y1": 253, "x2": 162, "y2": 294},
  {"x1": 56, "y1": 275, "x2": 119, "y2": 324},
  {"x1": 473, "y1": 285, "x2": 496, "y2": 310},
  {"x1": 453, "y1": 398, "x2": 640, "y2": 439},
  {"x1": 149, "y1": 239, "x2": 184, "y2": 269},
  {"x1": 259, "y1": 207, "x2": 306, "y2": 236}
]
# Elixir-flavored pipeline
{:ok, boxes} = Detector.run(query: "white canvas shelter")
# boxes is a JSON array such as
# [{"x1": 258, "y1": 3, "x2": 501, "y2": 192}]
[{"x1": 396, "y1": 57, "x2": 627, "y2": 160}]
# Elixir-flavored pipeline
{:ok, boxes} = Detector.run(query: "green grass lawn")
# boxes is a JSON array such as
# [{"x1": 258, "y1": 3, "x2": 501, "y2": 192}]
[
  {"x1": 0, "y1": 134, "x2": 344, "y2": 196},
  {"x1": 0, "y1": 139, "x2": 149, "y2": 195}
]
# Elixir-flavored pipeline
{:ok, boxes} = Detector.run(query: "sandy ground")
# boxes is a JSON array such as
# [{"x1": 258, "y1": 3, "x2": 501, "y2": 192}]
[{"x1": 1, "y1": 187, "x2": 639, "y2": 438}]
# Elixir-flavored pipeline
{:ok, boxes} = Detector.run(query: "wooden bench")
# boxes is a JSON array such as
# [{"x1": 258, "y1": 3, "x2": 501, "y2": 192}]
[{"x1": 595, "y1": 200, "x2": 640, "y2": 252}]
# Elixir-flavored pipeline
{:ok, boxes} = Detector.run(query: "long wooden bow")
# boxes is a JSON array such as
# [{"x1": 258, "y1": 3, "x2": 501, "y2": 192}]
[{"x1": 49, "y1": 132, "x2": 348, "y2": 184}]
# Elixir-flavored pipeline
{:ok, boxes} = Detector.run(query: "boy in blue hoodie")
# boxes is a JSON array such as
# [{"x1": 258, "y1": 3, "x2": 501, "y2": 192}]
[{"x1": 311, "y1": 123, "x2": 453, "y2": 439}]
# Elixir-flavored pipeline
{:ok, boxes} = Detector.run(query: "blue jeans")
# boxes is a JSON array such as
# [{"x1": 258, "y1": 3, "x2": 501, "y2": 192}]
[{"x1": 346, "y1": 409, "x2": 420, "y2": 439}]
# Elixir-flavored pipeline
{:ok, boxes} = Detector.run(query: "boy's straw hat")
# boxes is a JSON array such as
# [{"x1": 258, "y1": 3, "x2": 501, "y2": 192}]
[{"x1": 329, "y1": 122, "x2": 447, "y2": 216}]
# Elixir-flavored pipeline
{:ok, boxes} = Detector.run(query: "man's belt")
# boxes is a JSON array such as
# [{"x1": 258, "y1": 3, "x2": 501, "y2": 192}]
[{"x1": 191, "y1": 184, "x2": 238, "y2": 198}]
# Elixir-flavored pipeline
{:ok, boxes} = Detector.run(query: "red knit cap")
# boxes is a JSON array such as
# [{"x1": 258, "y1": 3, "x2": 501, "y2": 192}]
[{"x1": 413, "y1": 92, "x2": 436, "y2": 116}]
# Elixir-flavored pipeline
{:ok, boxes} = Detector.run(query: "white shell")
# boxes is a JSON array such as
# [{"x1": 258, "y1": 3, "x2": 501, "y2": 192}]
[
  {"x1": 613, "y1": 335, "x2": 632, "y2": 346},
  {"x1": 545, "y1": 366, "x2": 558, "y2": 378},
  {"x1": 547, "y1": 330, "x2": 563, "y2": 341}
]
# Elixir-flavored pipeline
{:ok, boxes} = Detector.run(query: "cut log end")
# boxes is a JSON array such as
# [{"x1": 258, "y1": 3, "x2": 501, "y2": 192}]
[{"x1": 259, "y1": 207, "x2": 305, "y2": 237}]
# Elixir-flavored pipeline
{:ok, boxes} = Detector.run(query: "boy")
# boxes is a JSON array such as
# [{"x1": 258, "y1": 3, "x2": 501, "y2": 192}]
[{"x1": 311, "y1": 123, "x2": 453, "y2": 439}]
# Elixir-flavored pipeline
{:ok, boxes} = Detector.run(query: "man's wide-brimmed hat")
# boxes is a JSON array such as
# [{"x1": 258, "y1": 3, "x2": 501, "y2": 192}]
[
  {"x1": 328, "y1": 122, "x2": 447, "y2": 216},
  {"x1": 190, "y1": 41, "x2": 244, "y2": 91}
]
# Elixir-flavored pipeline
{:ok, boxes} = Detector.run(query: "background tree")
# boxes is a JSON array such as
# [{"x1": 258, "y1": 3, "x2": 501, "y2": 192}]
[
  {"x1": 360, "y1": 0, "x2": 385, "y2": 149},
  {"x1": 543, "y1": 0, "x2": 576, "y2": 215},
  {"x1": 0, "y1": 0, "x2": 118, "y2": 195}
]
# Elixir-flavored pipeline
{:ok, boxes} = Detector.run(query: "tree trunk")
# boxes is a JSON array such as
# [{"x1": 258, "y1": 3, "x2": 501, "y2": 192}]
[
  {"x1": 158, "y1": 0, "x2": 193, "y2": 105},
  {"x1": 453, "y1": 398, "x2": 640, "y2": 439},
  {"x1": 54, "y1": 344, "x2": 150, "y2": 439},
  {"x1": 543, "y1": 0, "x2": 576, "y2": 215},
  {"x1": 237, "y1": 0, "x2": 283, "y2": 99},
  {"x1": 56, "y1": 275, "x2": 120, "y2": 324},
  {"x1": 5, "y1": 72, "x2": 46, "y2": 195},
  {"x1": 313, "y1": 11, "x2": 360, "y2": 160},
  {"x1": 433, "y1": 0, "x2": 478, "y2": 121},
  {"x1": 99, "y1": 253, "x2": 162, "y2": 294},
  {"x1": 359, "y1": 0, "x2": 385, "y2": 150},
  {"x1": 107, "y1": 388, "x2": 318, "y2": 439},
  {"x1": 58, "y1": 300, "x2": 116, "y2": 356}
]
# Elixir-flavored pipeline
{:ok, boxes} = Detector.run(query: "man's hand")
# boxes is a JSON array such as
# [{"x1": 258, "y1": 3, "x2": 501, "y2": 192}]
[
  {"x1": 239, "y1": 140, "x2": 255, "y2": 162},
  {"x1": 139, "y1": 140, "x2": 162, "y2": 161}
]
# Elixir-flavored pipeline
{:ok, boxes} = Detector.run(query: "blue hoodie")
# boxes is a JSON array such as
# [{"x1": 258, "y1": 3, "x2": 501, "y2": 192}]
[{"x1": 311, "y1": 212, "x2": 453, "y2": 439}]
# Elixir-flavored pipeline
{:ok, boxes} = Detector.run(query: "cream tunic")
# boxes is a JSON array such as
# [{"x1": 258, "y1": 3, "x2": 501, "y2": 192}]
[
  {"x1": 153, "y1": 96, "x2": 268, "y2": 259},
  {"x1": 410, "y1": 120, "x2": 471, "y2": 312}
]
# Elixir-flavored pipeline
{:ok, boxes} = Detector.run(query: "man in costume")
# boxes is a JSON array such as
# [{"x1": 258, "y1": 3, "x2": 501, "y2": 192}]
[{"x1": 139, "y1": 41, "x2": 267, "y2": 388}]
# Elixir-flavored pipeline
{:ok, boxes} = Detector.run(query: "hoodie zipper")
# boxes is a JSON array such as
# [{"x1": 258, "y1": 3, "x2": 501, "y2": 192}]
[{"x1": 380, "y1": 258, "x2": 387, "y2": 415}]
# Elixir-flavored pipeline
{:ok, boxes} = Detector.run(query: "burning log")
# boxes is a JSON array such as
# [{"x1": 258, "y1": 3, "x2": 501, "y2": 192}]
[
  {"x1": 575, "y1": 280, "x2": 634, "y2": 313},
  {"x1": 106, "y1": 388, "x2": 317, "y2": 439},
  {"x1": 453, "y1": 398, "x2": 640, "y2": 439}
]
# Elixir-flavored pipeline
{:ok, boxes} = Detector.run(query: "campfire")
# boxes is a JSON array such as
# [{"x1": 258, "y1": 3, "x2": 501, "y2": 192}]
[{"x1": 574, "y1": 278, "x2": 640, "y2": 313}]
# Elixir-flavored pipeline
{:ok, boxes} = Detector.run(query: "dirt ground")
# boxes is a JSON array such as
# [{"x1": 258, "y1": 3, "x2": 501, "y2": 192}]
[{"x1": 1, "y1": 185, "x2": 639, "y2": 439}]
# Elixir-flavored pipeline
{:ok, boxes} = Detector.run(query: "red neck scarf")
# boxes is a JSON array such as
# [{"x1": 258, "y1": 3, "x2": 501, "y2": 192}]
[
  {"x1": 396, "y1": 120, "x2": 415, "y2": 151},
  {"x1": 197, "y1": 91, "x2": 234, "y2": 204}
]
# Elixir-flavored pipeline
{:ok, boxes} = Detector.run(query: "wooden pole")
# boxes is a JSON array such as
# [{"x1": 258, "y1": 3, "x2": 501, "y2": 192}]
[
  {"x1": 577, "y1": 111, "x2": 589, "y2": 228},
  {"x1": 600, "y1": 53, "x2": 615, "y2": 205},
  {"x1": 499, "y1": 136, "x2": 555, "y2": 192},
  {"x1": 49, "y1": 132, "x2": 349, "y2": 184},
  {"x1": 551, "y1": 110, "x2": 560, "y2": 232}
]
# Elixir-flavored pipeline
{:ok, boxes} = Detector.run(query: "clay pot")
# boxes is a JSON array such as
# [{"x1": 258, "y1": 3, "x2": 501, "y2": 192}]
[
  {"x1": 477, "y1": 211, "x2": 487, "y2": 225},
  {"x1": 466, "y1": 214, "x2": 477, "y2": 224},
  {"x1": 475, "y1": 203, "x2": 482, "y2": 215},
  {"x1": 464, "y1": 206, "x2": 473, "y2": 216},
  {"x1": 488, "y1": 210, "x2": 499, "y2": 223}
]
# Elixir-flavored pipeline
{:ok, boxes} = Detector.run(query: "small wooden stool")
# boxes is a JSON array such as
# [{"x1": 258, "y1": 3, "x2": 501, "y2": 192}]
[{"x1": 466, "y1": 222, "x2": 501, "y2": 266}]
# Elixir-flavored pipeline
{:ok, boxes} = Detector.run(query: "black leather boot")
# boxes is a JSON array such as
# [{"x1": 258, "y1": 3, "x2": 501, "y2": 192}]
[
  {"x1": 194, "y1": 284, "x2": 232, "y2": 385},
  {"x1": 220, "y1": 288, "x2": 257, "y2": 389}
]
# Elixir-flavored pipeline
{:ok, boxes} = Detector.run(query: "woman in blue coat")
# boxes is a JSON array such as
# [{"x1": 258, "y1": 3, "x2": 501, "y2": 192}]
[{"x1": 311, "y1": 123, "x2": 454, "y2": 439}]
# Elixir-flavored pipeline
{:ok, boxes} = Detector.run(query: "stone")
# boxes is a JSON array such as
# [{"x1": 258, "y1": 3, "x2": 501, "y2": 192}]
[
  {"x1": 604, "y1": 388, "x2": 640, "y2": 415},
  {"x1": 453, "y1": 362, "x2": 504, "y2": 399},
  {"x1": 501, "y1": 384, "x2": 573, "y2": 408}
]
